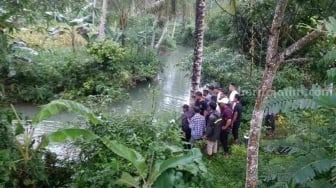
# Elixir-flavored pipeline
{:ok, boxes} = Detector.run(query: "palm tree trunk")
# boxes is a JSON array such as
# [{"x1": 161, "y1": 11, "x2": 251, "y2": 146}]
[
  {"x1": 189, "y1": 0, "x2": 206, "y2": 104},
  {"x1": 151, "y1": 16, "x2": 158, "y2": 49},
  {"x1": 98, "y1": 0, "x2": 108, "y2": 39},
  {"x1": 245, "y1": 0, "x2": 325, "y2": 187},
  {"x1": 154, "y1": 18, "x2": 169, "y2": 49}
]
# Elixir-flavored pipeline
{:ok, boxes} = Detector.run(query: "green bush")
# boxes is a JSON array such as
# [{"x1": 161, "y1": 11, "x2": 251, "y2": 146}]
[
  {"x1": 3, "y1": 39, "x2": 162, "y2": 104},
  {"x1": 74, "y1": 112, "x2": 209, "y2": 187},
  {"x1": 0, "y1": 109, "x2": 73, "y2": 187}
]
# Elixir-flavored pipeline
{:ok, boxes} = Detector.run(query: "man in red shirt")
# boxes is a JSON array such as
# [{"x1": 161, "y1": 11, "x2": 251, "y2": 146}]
[{"x1": 218, "y1": 98, "x2": 233, "y2": 158}]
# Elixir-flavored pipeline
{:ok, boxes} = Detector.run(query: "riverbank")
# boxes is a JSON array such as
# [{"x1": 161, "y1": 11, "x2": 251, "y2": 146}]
[
  {"x1": 1, "y1": 40, "x2": 162, "y2": 105},
  {"x1": 11, "y1": 46, "x2": 192, "y2": 120}
]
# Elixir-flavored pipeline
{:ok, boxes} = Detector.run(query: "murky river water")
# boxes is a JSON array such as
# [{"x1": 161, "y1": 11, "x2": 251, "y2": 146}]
[
  {"x1": 13, "y1": 46, "x2": 191, "y2": 158},
  {"x1": 16, "y1": 46, "x2": 191, "y2": 117}
]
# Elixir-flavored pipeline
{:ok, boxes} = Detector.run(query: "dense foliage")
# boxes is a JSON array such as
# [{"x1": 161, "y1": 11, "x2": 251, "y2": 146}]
[
  {"x1": 1, "y1": 40, "x2": 162, "y2": 104},
  {"x1": 1, "y1": 0, "x2": 336, "y2": 187}
]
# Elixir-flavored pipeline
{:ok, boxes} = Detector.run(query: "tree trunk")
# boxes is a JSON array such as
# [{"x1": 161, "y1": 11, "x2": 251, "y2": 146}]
[
  {"x1": 171, "y1": 19, "x2": 177, "y2": 38},
  {"x1": 151, "y1": 16, "x2": 158, "y2": 49},
  {"x1": 154, "y1": 18, "x2": 169, "y2": 49},
  {"x1": 189, "y1": 0, "x2": 206, "y2": 104},
  {"x1": 245, "y1": 0, "x2": 325, "y2": 187},
  {"x1": 92, "y1": 0, "x2": 96, "y2": 25},
  {"x1": 71, "y1": 26, "x2": 76, "y2": 53},
  {"x1": 98, "y1": 0, "x2": 107, "y2": 39},
  {"x1": 119, "y1": 10, "x2": 128, "y2": 30}
]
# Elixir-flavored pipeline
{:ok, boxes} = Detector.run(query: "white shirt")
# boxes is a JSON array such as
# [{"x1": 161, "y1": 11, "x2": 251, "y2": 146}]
[{"x1": 229, "y1": 90, "x2": 239, "y2": 103}]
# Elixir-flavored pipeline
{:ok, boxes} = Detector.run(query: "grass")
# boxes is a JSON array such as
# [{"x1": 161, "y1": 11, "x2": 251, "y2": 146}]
[{"x1": 205, "y1": 144, "x2": 247, "y2": 188}]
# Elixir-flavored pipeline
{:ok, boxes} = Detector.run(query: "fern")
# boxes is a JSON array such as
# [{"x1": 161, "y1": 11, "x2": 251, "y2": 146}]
[
  {"x1": 261, "y1": 116, "x2": 336, "y2": 187},
  {"x1": 262, "y1": 143, "x2": 335, "y2": 187},
  {"x1": 264, "y1": 84, "x2": 335, "y2": 114}
]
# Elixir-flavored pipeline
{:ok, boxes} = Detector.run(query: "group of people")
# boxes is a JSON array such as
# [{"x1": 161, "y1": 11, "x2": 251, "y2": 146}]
[{"x1": 181, "y1": 83, "x2": 243, "y2": 158}]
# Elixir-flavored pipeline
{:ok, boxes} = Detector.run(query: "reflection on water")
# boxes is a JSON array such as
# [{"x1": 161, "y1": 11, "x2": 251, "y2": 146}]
[
  {"x1": 112, "y1": 46, "x2": 191, "y2": 115},
  {"x1": 14, "y1": 46, "x2": 191, "y2": 157},
  {"x1": 16, "y1": 46, "x2": 191, "y2": 117}
]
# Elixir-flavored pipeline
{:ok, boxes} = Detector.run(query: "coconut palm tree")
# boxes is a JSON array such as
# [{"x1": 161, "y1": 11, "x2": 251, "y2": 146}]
[{"x1": 189, "y1": 0, "x2": 206, "y2": 104}]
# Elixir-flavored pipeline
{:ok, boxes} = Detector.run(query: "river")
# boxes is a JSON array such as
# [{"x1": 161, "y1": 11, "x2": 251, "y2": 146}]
[
  {"x1": 13, "y1": 46, "x2": 191, "y2": 157},
  {"x1": 16, "y1": 46, "x2": 191, "y2": 118}
]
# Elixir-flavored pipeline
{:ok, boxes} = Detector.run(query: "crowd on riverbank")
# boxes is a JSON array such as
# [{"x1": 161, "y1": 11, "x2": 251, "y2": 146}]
[{"x1": 181, "y1": 83, "x2": 242, "y2": 158}]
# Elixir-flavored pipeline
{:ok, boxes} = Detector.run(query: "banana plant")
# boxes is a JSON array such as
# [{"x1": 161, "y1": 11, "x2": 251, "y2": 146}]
[
  {"x1": 11, "y1": 99, "x2": 101, "y2": 163},
  {"x1": 14, "y1": 99, "x2": 205, "y2": 188},
  {"x1": 101, "y1": 137, "x2": 203, "y2": 188}
]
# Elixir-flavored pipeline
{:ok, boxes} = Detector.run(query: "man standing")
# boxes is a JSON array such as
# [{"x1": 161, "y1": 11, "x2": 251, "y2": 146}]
[
  {"x1": 231, "y1": 94, "x2": 243, "y2": 144},
  {"x1": 195, "y1": 91, "x2": 208, "y2": 116},
  {"x1": 229, "y1": 83, "x2": 239, "y2": 103},
  {"x1": 181, "y1": 104, "x2": 194, "y2": 149},
  {"x1": 204, "y1": 102, "x2": 222, "y2": 158},
  {"x1": 214, "y1": 85, "x2": 222, "y2": 102},
  {"x1": 218, "y1": 98, "x2": 233, "y2": 158},
  {"x1": 265, "y1": 113, "x2": 275, "y2": 137},
  {"x1": 189, "y1": 107, "x2": 206, "y2": 145},
  {"x1": 203, "y1": 88, "x2": 212, "y2": 104}
]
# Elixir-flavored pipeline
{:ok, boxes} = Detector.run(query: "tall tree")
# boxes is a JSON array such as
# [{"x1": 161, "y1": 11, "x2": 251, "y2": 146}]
[
  {"x1": 98, "y1": 0, "x2": 108, "y2": 38},
  {"x1": 245, "y1": 0, "x2": 326, "y2": 187},
  {"x1": 189, "y1": 0, "x2": 206, "y2": 104}
]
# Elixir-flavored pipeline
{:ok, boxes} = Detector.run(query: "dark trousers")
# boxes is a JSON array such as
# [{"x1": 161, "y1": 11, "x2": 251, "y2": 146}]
[
  {"x1": 220, "y1": 130, "x2": 230, "y2": 153},
  {"x1": 183, "y1": 131, "x2": 191, "y2": 149},
  {"x1": 232, "y1": 121, "x2": 241, "y2": 140}
]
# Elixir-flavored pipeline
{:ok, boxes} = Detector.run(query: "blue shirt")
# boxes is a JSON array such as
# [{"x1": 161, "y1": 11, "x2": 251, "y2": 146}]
[{"x1": 189, "y1": 113, "x2": 206, "y2": 139}]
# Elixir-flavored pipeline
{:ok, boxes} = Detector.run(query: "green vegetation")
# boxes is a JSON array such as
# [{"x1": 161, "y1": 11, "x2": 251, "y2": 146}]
[
  {"x1": 2, "y1": 39, "x2": 162, "y2": 104},
  {"x1": 1, "y1": 0, "x2": 336, "y2": 187}
]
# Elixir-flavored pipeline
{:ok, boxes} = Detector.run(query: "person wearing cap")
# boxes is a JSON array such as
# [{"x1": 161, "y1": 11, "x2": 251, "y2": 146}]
[
  {"x1": 181, "y1": 104, "x2": 194, "y2": 149},
  {"x1": 189, "y1": 107, "x2": 206, "y2": 146},
  {"x1": 218, "y1": 97, "x2": 233, "y2": 158},
  {"x1": 229, "y1": 83, "x2": 239, "y2": 103}
]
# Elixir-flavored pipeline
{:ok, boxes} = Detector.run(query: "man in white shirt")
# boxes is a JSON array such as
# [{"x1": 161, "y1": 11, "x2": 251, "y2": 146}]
[{"x1": 229, "y1": 83, "x2": 239, "y2": 103}]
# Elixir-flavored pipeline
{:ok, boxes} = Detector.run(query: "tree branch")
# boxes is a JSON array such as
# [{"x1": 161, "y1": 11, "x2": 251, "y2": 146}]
[
  {"x1": 214, "y1": 0, "x2": 234, "y2": 16},
  {"x1": 283, "y1": 57, "x2": 314, "y2": 64},
  {"x1": 280, "y1": 29, "x2": 325, "y2": 61},
  {"x1": 266, "y1": 0, "x2": 289, "y2": 64}
]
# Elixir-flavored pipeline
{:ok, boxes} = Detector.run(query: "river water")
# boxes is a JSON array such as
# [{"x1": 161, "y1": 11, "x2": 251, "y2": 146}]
[
  {"x1": 13, "y1": 46, "x2": 191, "y2": 157},
  {"x1": 16, "y1": 46, "x2": 191, "y2": 118},
  {"x1": 112, "y1": 46, "x2": 191, "y2": 115}
]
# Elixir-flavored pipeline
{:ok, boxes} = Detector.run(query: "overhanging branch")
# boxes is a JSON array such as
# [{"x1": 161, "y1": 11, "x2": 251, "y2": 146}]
[{"x1": 280, "y1": 29, "x2": 324, "y2": 61}]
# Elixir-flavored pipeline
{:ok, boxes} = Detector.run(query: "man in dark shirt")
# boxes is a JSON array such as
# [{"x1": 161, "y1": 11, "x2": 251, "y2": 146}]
[
  {"x1": 204, "y1": 102, "x2": 222, "y2": 158},
  {"x1": 231, "y1": 94, "x2": 243, "y2": 144},
  {"x1": 218, "y1": 97, "x2": 233, "y2": 158},
  {"x1": 265, "y1": 113, "x2": 275, "y2": 137},
  {"x1": 195, "y1": 91, "x2": 208, "y2": 116},
  {"x1": 181, "y1": 104, "x2": 194, "y2": 149}
]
